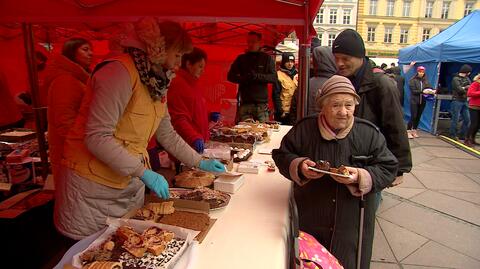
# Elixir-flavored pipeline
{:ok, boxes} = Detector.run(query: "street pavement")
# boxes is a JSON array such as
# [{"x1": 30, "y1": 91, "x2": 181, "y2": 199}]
[{"x1": 371, "y1": 131, "x2": 480, "y2": 269}]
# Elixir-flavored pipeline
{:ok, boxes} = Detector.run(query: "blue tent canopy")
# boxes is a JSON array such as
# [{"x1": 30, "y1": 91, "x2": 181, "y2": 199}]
[
  {"x1": 398, "y1": 10, "x2": 480, "y2": 132},
  {"x1": 399, "y1": 10, "x2": 480, "y2": 64}
]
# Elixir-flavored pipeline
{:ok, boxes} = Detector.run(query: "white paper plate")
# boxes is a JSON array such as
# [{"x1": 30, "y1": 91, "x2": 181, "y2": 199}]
[{"x1": 308, "y1": 166, "x2": 353, "y2": 178}]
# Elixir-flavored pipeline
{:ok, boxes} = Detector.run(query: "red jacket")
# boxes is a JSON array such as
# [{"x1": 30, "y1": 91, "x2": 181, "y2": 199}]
[
  {"x1": 168, "y1": 69, "x2": 209, "y2": 146},
  {"x1": 468, "y1": 81, "x2": 480, "y2": 107}
]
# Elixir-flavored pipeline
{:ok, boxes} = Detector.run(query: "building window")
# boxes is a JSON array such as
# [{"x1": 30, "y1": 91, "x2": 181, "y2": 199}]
[
  {"x1": 369, "y1": 0, "x2": 378, "y2": 15},
  {"x1": 329, "y1": 9, "x2": 337, "y2": 24},
  {"x1": 465, "y1": 2, "x2": 474, "y2": 16},
  {"x1": 441, "y1": 1, "x2": 450, "y2": 19},
  {"x1": 343, "y1": 9, "x2": 351, "y2": 24},
  {"x1": 425, "y1": 1, "x2": 434, "y2": 18},
  {"x1": 367, "y1": 27, "x2": 376, "y2": 42},
  {"x1": 386, "y1": 0, "x2": 395, "y2": 16},
  {"x1": 403, "y1": 1, "x2": 411, "y2": 17},
  {"x1": 384, "y1": 27, "x2": 393, "y2": 43},
  {"x1": 422, "y1": 28, "x2": 431, "y2": 41},
  {"x1": 328, "y1": 34, "x2": 336, "y2": 47},
  {"x1": 317, "y1": 33, "x2": 323, "y2": 45},
  {"x1": 316, "y1": 9, "x2": 324, "y2": 23},
  {"x1": 400, "y1": 28, "x2": 409, "y2": 44}
]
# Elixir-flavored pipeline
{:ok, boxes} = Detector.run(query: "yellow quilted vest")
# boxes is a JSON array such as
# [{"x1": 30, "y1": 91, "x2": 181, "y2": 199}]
[
  {"x1": 278, "y1": 70, "x2": 298, "y2": 113},
  {"x1": 62, "y1": 54, "x2": 166, "y2": 189}
]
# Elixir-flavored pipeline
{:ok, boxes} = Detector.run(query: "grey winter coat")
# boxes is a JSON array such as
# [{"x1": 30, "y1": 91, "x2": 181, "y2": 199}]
[{"x1": 307, "y1": 46, "x2": 337, "y2": 115}]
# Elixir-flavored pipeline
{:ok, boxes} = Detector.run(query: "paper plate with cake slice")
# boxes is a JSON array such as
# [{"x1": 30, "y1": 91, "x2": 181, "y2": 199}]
[
  {"x1": 308, "y1": 160, "x2": 353, "y2": 178},
  {"x1": 169, "y1": 187, "x2": 231, "y2": 210}
]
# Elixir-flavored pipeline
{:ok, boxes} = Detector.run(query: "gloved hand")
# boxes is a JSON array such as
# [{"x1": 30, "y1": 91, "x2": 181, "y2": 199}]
[
  {"x1": 140, "y1": 169, "x2": 170, "y2": 199},
  {"x1": 193, "y1": 139, "x2": 205, "y2": 153},
  {"x1": 209, "y1": 112, "x2": 221, "y2": 122},
  {"x1": 199, "y1": 159, "x2": 226, "y2": 173}
]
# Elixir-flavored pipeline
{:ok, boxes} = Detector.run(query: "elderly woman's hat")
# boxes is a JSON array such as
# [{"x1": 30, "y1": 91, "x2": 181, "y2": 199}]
[{"x1": 316, "y1": 75, "x2": 360, "y2": 108}]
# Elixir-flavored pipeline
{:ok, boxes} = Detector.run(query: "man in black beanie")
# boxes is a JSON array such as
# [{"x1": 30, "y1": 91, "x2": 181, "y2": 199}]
[
  {"x1": 450, "y1": 64, "x2": 472, "y2": 140},
  {"x1": 332, "y1": 29, "x2": 412, "y2": 221}
]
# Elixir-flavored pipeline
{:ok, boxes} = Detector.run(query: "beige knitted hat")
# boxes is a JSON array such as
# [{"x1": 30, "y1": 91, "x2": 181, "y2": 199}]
[{"x1": 315, "y1": 75, "x2": 360, "y2": 108}]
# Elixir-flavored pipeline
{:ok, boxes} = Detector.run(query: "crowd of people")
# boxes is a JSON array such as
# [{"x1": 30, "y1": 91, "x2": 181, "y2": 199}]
[{"x1": 1, "y1": 17, "x2": 479, "y2": 269}]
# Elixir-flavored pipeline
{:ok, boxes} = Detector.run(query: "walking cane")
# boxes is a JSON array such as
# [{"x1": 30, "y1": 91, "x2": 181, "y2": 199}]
[{"x1": 356, "y1": 194, "x2": 365, "y2": 269}]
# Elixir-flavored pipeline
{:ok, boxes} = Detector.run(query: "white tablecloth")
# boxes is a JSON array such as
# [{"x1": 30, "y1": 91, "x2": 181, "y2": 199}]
[
  {"x1": 55, "y1": 126, "x2": 292, "y2": 269},
  {"x1": 191, "y1": 126, "x2": 292, "y2": 269}
]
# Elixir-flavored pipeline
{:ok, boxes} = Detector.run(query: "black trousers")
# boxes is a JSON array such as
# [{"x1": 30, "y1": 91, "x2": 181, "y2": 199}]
[
  {"x1": 467, "y1": 108, "x2": 480, "y2": 141},
  {"x1": 408, "y1": 101, "x2": 426, "y2": 130}
]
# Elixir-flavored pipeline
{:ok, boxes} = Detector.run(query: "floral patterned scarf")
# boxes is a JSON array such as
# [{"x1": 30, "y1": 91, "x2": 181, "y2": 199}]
[{"x1": 127, "y1": 47, "x2": 173, "y2": 102}]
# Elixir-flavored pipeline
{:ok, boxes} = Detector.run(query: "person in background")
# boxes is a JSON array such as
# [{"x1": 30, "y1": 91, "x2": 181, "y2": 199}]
[
  {"x1": 272, "y1": 75, "x2": 398, "y2": 269},
  {"x1": 45, "y1": 38, "x2": 93, "y2": 182},
  {"x1": 307, "y1": 46, "x2": 336, "y2": 116},
  {"x1": 0, "y1": 70, "x2": 24, "y2": 131},
  {"x1": 55, "y1": 19, "x2": 225, "y2": 240},
  {"x1": 227, "y1": 31, "x2": 277, "y2": 122},
  {"x1": 390, "y1": 62, "x2": 396, "y2": 69},
  {"x1": 407, "y1": 66, "x2": 432, "y2": 139},
  {"x1": 466, "y1": 74, "x2": 480, "y2": 146},
  {"x1": 274, "y1": 52, "x2": 298, "y2": 124},
  {"x1": 380, "y1": 63, "x2": 388, "y2": 71},
  {"x1": 168, "y1": 47, "x2": 209, "y2": 153},
  {"x1": 332, "y1": 29, "x2": 411, "y2": 192},
  {"x1": 391, "y1": 66, "x2": 405, "y2": 107},
  {"x1": 450, "y1": 64, "x2": 472, "y2": 140}
]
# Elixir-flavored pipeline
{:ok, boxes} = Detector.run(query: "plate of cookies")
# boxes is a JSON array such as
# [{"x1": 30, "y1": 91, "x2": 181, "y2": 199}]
[{"x1": 308, "y1": 160, "x2": 353, "y2": 178}]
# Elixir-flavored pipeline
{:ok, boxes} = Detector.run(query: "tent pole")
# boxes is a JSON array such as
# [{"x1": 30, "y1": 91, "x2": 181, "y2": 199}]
[
  {"x1": 22, "y1": 23, "x2": 49, "y2": 181},
  {"x1": 297, "y1": 0, "x2": 310, "y2": 121}
]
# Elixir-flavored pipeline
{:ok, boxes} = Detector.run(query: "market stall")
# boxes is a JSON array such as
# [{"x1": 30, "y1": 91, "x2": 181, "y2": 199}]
[
  {"x1": 54, "y1": 125, "x2": 293, "y2": 269},
  {"x1": 398, "y1": 10, "x2": 480, "y2": 133}
]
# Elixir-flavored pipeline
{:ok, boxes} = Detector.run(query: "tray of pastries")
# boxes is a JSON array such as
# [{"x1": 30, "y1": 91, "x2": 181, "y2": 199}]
[
  {"x1": 134, "y1": 202, "x2": 212, "y2": 242},
  {"x1": 74, "y1": 218, "x2": 198, "y2": 269},
  {"x1": 169, "y1": 187, "x2": 231, "y2": 210}
]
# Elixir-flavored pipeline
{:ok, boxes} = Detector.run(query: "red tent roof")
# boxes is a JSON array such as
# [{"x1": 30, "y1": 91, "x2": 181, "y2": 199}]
[{"x1": 0, "y1": 0, "x2": 322, "y2": 43}]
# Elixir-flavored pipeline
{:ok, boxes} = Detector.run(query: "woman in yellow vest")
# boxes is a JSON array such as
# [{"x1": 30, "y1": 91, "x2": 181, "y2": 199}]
[
  {"x1": 276, "y1": 52, "x2": 298, "y2": 125},
  {"x1": 55, "y1": 18, "x2": 225, "y2": 240}
]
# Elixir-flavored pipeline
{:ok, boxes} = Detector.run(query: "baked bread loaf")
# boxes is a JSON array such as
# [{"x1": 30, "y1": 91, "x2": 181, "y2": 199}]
[{"x1": 175, "y1": 170, "x2": 215, "y2": 188}]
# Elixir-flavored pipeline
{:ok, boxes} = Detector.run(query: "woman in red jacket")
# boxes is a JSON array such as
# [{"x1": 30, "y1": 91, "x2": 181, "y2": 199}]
[
  {"x1": 168, "y1": 47, "x2": 209, "y2": 153},
  {"x1": 466, "y1": 74, "x2": 480, "y2": 146},
  {"x1": 46, "y1": 38, "x2": 92, "y2": 181}
]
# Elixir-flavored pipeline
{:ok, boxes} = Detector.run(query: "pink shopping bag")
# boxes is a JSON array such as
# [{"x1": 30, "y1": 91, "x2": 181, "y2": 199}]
[{"x1": 298, "y1": 231, "x2": 344, "y2": 269}]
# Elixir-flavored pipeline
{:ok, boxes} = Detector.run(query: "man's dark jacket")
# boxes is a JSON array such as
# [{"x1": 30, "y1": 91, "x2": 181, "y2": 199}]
[
  {"x1": 349, "y1": 60, "x2": 412, "y2": 176},
  {"x1": 451, "y1": 74, "x2": 472, "y2": 101},
  {"x1": 227, "y1": 51, "x2": 277, "y2": 105}
]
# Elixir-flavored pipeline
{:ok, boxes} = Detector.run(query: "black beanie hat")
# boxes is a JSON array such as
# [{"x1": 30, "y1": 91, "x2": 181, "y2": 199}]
[
  {"x1": 459, "y1": 64, "x2": 472, "y2": 73},
  {"x1": 281, "y1": 52, "x2": 295, "y2": 67},
  {"x1": 332, "y1": 29, "x2": 365, "y2": 58}
]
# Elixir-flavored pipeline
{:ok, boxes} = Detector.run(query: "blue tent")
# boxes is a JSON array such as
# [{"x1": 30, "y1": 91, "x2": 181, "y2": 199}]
[{"x1": 398, "y1": 9, "x2": 480, "y2": 132}]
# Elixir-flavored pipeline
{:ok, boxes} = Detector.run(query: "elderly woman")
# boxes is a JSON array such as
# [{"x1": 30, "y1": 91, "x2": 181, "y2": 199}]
[{"x1": 272, "y1": 75, "x2": 398, "y2": 269}]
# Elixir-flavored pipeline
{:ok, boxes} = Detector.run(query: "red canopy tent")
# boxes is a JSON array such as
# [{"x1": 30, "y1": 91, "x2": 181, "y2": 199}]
[{"x1": 0, "y1": 0, "x2": 322, "y2": 178}]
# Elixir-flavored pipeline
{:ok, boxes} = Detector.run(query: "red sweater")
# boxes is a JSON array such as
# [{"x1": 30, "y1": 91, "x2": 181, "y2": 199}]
[
  {"x1": 168, "y1": 69, "x2": 209, "y2": 146},
  {"x1": 467, "y1": 81, "x2": 480, "y2": 107}
]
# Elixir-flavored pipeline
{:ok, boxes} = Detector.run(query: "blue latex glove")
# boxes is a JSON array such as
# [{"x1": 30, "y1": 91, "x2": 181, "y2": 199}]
[
  {"x1": 193, "y1": 139, "x2": 204, "y2": 153},
  {"x1": 140, "y1": 169, "x2": 170, "y2": 199},
  {"x1": 199, "y1": 159, "x2": 226, "y2": 173}
]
